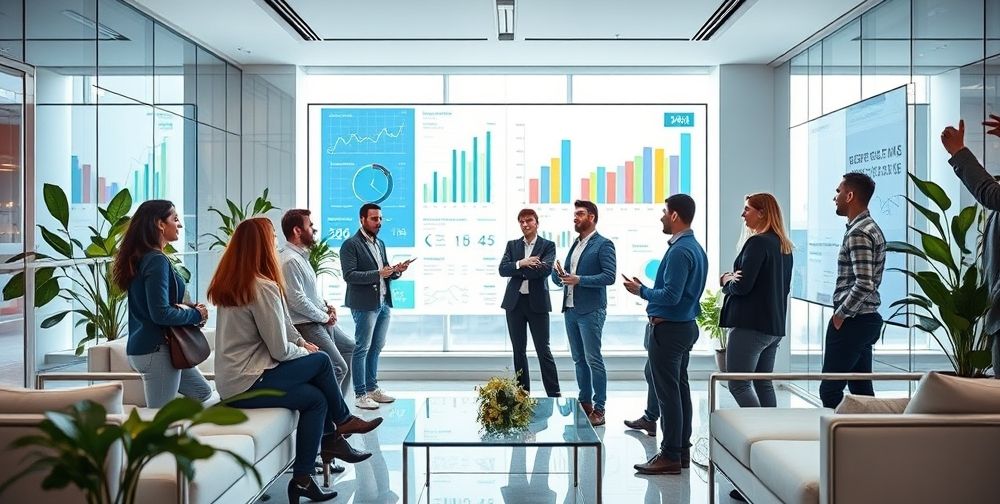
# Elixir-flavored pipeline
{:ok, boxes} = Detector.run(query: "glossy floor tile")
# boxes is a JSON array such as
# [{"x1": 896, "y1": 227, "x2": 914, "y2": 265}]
[{"x1": 253, "y1": 380, "x2": 811, "y2": 504}]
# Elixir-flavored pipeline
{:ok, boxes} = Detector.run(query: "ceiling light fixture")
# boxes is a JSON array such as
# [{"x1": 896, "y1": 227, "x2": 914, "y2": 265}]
[
  {"x1": 62, "y1": 10, "x2": 128, "y2": 41},
  {"x1": 497, "y1": 0, "x2": 514, "y2": 41},
  {"x1": 692, "y1": 0, "x2": 748, "y2": 41},
  {"x1": 261, "y1": 0, "x2": 321, "y2": 41}
]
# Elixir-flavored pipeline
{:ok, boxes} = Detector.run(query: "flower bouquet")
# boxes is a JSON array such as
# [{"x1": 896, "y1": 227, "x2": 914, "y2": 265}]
[{"x1": 475, "y1": 374, "x2": 537, "y2": 436}]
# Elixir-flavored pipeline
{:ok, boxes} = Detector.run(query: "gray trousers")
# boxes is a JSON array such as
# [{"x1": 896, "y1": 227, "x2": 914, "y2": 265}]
[
  {"x1": 294, "y1": 322, "x2": 356, "y2": 399},
  {"x1": 726, "y1": 327, "x2": 782, "y2": 408},
  {"x1": 128, "y1": 344, "x2": 212, "y2": 408}
]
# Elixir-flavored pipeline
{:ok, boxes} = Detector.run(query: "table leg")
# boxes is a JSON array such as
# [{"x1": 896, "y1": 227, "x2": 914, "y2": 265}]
[
  {"x1": 403, "y1": 445, "x2": 408, "y2": 504},
  {"x1": 573, "y1": 446, "x2": 579, "y2": 487},
  {"x1": 426, "y1": 446, "x2": 430, "y2": 489},
  {"x1": 596, "y1": 444, "x2": 603, "y2": 504},
  {"x1": 708, "y1": 460, "x2": 716, "y2": 504}
]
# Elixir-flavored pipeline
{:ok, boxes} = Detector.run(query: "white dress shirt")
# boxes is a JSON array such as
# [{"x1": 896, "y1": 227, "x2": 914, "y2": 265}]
[
  {"x1": 565, "y1": 231, "x2": 594, "y2": 309},
  {"x1": 515, "y1": 237, "x2": 536, "y2": 294}
]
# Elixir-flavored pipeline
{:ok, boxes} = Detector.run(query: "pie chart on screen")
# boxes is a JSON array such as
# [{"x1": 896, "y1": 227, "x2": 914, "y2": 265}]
[{"x1": 645, "y1": 260, "x2": 660, "y2": 282}]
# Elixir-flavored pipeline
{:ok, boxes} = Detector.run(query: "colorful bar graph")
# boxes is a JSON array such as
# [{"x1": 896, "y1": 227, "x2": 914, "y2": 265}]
[
  {"x1": 541, "y1": 230, "x2": 572, "y2": 248},
  {"x1": 607, "y1": 172, "x2": 617, "y2": 204},
  {"x1": 524, "y1": 137, "x2": 694, "y2": 206},
  {"x1": 654, "y1": 149, "x2": 665, "y2": 202},
  {"x1": 82, "y1": 164, "x2": 92, "y2": 204},
  {"x1": 425, "y1": 131, "x2": 493, "y2": 203}
]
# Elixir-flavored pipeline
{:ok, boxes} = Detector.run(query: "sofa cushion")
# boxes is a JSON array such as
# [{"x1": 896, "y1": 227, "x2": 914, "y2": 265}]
[
  {"x1": 711, "y1": 408, "x2": 830, "y2": 466},
  {"x1": 0, "y1": 383, "x2": 123, "y2": 414},
  {"x1": 137, "y1": 434, "x2": 254, "y2": 504},
  {"x1": 834, "y1": 395, "x2": 909, "y2": 414},
  {"x1": 190, "y1": 408, "x2": 297, "y2": 463},
  {"x1": 750, "y1": 440, "x2": 820, "y2": 504},
  {"x1": 904, "y1": 371, "x2": 1000, "y2": 414}
]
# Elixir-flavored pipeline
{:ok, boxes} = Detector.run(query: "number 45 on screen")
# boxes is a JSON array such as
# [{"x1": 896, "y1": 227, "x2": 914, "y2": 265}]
[{"x1": 455, "y1": 234, "x2": 495, "y2": 247}]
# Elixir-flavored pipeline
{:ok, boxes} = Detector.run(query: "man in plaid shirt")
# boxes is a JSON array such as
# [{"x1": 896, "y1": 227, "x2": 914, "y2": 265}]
[{"x1": 820, "y1": 172, "x2": 886, "y2": 408}]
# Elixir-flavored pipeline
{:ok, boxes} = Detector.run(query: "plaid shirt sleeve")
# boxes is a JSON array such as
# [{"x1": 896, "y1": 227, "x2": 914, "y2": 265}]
[{"x1": 835, "y1": 230, "x2": 879, "y2": 319}]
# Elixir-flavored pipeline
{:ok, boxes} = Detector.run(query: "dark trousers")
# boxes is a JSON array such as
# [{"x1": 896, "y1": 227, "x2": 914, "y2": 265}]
[
  {"x1": 505, "y1": 294, "x2": 560, "y2": 396},
  {"x1": 819, "y1": 312, "x2": 884, "y2": 408},
  {"x1": 229, "y1": 352, "x2": 351, "y2": 477},
  {"x1": 647, "y1": 320, "x2": 699, "y2": 460}
]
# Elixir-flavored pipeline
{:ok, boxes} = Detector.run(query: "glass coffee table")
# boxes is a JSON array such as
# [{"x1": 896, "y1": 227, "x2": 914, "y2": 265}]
[{"x1": 402, "y1": 397, "x2": 603, "y2": 503}]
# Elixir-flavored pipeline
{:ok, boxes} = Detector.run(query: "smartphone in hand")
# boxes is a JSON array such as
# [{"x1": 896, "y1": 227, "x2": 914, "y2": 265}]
[{"x1": 554, "y1": 259, "x2": 566, "y2": 276}]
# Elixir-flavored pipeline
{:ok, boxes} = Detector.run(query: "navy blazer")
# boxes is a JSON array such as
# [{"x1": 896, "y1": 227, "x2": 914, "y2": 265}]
[
  {"x1": 499, "y1": 236, "x2": 556, "y2": 313},
  {"x1": 126, "y1": 252, "x2": 201, "y2": 355},
  {"x1": 551, "y1": 232, "x2": 617, "y2": 315},
  {"x1": 340, "y1": 230, "x2": 401, "y2": 311}
]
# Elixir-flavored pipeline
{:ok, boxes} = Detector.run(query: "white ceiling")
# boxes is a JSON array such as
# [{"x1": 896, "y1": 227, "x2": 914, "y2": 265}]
[{"x1": 127, "y1": 0, "x2": 868, "y2": 67}]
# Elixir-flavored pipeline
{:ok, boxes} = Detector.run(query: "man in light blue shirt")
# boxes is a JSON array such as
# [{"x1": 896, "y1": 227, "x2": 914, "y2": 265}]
[{"x1": 280, "y1": 209, "x2": 355, "y2": 400}]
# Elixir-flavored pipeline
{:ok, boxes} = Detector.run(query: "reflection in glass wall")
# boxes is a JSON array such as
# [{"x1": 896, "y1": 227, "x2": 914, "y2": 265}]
[
  {"x1": 788, "y1": 0, "x2": 998, "y2": 384},
  {"x1": 1, "y1": 0, "x2": 241, "y2": 378},
  {"x1": 0, "y1": 66, "x2": 24, "y2": 386}
]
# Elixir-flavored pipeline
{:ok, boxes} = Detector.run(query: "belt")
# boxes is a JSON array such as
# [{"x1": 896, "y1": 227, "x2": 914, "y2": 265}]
[{"x1": 649, "y1": 316, "x2": 669, "y2": 326}]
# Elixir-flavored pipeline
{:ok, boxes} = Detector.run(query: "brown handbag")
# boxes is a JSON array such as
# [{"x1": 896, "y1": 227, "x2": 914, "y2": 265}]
[{"x1": 165, "y1": 324, "x2": 210, "y2": 369}]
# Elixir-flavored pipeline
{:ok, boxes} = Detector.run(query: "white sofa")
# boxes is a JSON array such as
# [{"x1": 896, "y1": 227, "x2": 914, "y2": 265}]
[
  {"x1": 21, "y1": 335, "x2": 299, "y2": 504},
  {"x1": 708, "y1": 372, "x2": 1000, "y2": 504}
]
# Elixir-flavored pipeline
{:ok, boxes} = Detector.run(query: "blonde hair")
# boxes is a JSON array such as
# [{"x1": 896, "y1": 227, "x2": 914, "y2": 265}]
[{"x1": 743, "y1": 193, "x2": 793, "y2": 254}]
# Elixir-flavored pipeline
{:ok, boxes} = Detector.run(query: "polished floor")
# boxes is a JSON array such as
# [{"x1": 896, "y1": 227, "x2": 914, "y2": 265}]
[{"x1": 254, "y1": 380, "x2": 812, "y2": 504}]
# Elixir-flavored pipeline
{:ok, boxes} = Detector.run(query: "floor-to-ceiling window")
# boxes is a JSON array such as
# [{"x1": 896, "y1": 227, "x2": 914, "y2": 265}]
[
  {"x1": 787, "y1": 0, "x2": 998, "y2": 389},
  {"x1": 0, "y1": 0, "x2": 241, "y2": 385}
]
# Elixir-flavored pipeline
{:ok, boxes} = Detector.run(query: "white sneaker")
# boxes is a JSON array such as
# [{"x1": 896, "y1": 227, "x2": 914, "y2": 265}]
[
  {"x1": 367, "y1": 388, "x2": 396, "y2": 404},
  {"x1": 355, "y1": 394, "x2": 379, "y2": 410}
]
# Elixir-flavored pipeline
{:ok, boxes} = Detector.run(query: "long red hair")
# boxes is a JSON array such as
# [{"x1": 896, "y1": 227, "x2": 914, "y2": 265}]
[{"x1": 207, "y1": 217, "x2": 285, "y2": 307}]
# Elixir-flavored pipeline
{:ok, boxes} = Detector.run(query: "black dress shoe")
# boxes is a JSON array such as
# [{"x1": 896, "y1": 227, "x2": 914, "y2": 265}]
[
  {"x1": 287, "y1": 477, "x2": 337, "y2": 504},
  {"x1": 321, "y1": 433, "x2": 372, "y2": 464},
  {"x1": 729, "y1": 489, "x2": 747, "y2": 502},
  {"x1": 314, "y1": 460, "x2": 346, "y2": 474}
]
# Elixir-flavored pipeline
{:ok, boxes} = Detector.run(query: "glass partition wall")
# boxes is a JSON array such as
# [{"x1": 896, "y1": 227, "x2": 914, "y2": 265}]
[
  {"x1": 787, "y1": 0, "x2": 999, "y2": 394},
  {"x1": 0, "y1": 0, "x2": 241, "y2": 385}
]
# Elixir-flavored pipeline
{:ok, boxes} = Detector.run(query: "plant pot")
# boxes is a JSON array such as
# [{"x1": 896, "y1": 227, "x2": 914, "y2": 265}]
[{"x1": 715, "y1": 349, "x2": 727, "y2": 372}]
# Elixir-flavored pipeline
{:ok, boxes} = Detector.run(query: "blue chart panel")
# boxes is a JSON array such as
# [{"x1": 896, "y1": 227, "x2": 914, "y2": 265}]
[{"x1": 321, "y1": 108, "x2": 415, "y2": 247}]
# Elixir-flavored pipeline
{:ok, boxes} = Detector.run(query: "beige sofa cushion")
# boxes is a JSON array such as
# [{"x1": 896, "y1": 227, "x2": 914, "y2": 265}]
[
  {"x1": 711, "y1": 408, "x2": 830, "y2": 466},
  {"x1": 137, "y1": 434, "x2": 254, "y2": 504},
  {"x1": 90, "y1": 338, "x2": 216, "y2": 407},
  {"x1": 904, "y1": 371, "x2": 1000, "y2": 414},
  {"x1": 834, "y1": 395, "x2": 909, "y2": 414},
  {"x1": 0, "y1": 382, "x2": 123, "y2": 414},
  {"x1": 190, "y1": 408, "x2": 297, "y2": 463},
  {"x1": 750, "y1": 440, "x2": 820, "y2": 504}
]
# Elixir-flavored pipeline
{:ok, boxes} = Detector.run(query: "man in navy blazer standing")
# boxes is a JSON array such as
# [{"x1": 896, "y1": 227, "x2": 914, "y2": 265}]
[
  {"x1": 552, "y1": 200, "x2": 617, "y2": 426},
  {"x1": 499, "y1": 208, "x2": 561, "y2": 398},
  {"x1": 340, "y1": 203, "x2": 413, "y2": 410}
]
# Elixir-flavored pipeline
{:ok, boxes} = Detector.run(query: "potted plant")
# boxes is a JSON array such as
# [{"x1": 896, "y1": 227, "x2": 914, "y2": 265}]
[
  {"x1": 3, "y1": 185, "x2": 133, "y2": 354},
  {"x1": 886, "y1": 173, "x2": 992, "y2": 377},
  {"x1": 0, "y1": 391, "x2": 278, "y2": 504},
  {"x1": 308, "y1": 231, "x2": 341, "y2": 279},
  {"x1": 696, "y1": 289, "x2": 727, "y2": 371},
  {"x1": 203, "y1": 188, "x2": 279, "y2": 250}
]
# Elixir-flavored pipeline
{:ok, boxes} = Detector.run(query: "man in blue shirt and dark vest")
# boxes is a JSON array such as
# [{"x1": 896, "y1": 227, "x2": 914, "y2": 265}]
[{"x1": 623, "y1": 193, "x2": 708, "y2": 475}]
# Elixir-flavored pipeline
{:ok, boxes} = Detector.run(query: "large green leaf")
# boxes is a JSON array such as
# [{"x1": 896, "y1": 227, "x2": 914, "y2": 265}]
[
  {"x1": 952, "y1": 205, "x2": 979, "y2": 255},
  {"x1": 919, "y1": 231, "x2": 958, "y2": 277},
  {"x1": 889, "y1": 268, "x2": 953, "y2": 311},
  {"x1": 909, "y1": 173, "x2": 952, "y2": 212},
  {"x1": 39, "y1": 225, "x2": 72, "y2": 258},
  {"x1": 151, "y1": 397, "x2": 203, "y2": 429},
  {"x1": 904, "y1": 196, "x2": 945, "y2": 239},
  {"x1": 885, "y1": 240, "x2": 927, "y2": 261},
  {"x1": 1, "y1": 271, "x2": 24, "y2": 300},
  {"x1": 42, "y1": 184, "x2": 69, "y2": 229},
  {"x1": 190, "y1": 407, "x2": 248, "y2": 427},
  {"x1": 35, "y1": 277, "x2": 61, "y2": 307},
  {"x1": 913, "y1": 314, "x2": 942, "y2": 333},
  {"x1": 105, "y1": 189, "x2": 132, "y2": 223},
  {"x1": 969, "y1": 350, "x2": 993, "y2": 369},
  {"x1": 40, "y1": 311, "x2": 72, "y2": 329}
]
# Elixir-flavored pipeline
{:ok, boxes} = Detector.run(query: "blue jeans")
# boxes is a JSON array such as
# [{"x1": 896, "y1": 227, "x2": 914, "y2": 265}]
[
  {"x1": 820, "y1": 312, "x2": 883, "y2": 408},
  {"x1": 642, "y1": 324, "x2": 658, "y2": 422},
  {"x1": 127, "y1": 344, "x2": 212, "y2": 408},
  {"x1": 564, "y1": 308, "x2": 607, "y2": 412},
  {"x1": 647, "y1": 320, "x2": 699, "y2": 460},
  {"x1": 295, "y1": 322, "x2": 356, "y2": 398},
  {"x1": 228, "y1": 353, "x2": 352, "y2": 477},
  {"x1": 351, "y1": 303, "x2": 391, "y2": 397},
  {"x1": 726, "y1": 328, "x2": 782, "y2": 407}
]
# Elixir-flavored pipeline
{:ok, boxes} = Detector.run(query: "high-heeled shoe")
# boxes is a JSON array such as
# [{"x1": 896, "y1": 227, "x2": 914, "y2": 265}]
[
  {"x1": 287, "y1": 476, "x2": 337, "y2": 504},
  {"x1": 318, "y1": 434, "x2": 372, "y2": 486}
]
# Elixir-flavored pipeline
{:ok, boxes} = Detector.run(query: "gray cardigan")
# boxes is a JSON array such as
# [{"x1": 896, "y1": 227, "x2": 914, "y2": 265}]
[
  {"x1": 949, "y1": 147, "x2": 1000, "y2": 335},
  {"x1": 214, "y1": 278, "x2": 308, "y2": 399}
]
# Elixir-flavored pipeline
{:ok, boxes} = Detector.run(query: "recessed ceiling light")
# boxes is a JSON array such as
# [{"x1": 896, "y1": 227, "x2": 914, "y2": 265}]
[{"x1": 236, "y1": 47, "x2": 252, "y2": 54}]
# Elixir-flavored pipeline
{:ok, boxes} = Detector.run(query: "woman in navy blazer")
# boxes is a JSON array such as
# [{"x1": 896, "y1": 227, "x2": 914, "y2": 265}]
[
  {"x1": 112, "y1": 200, "x2": 211, "y2": 408},
  {"x1": 719, "y1": 193, "x2": 793, "y2": 408}
]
